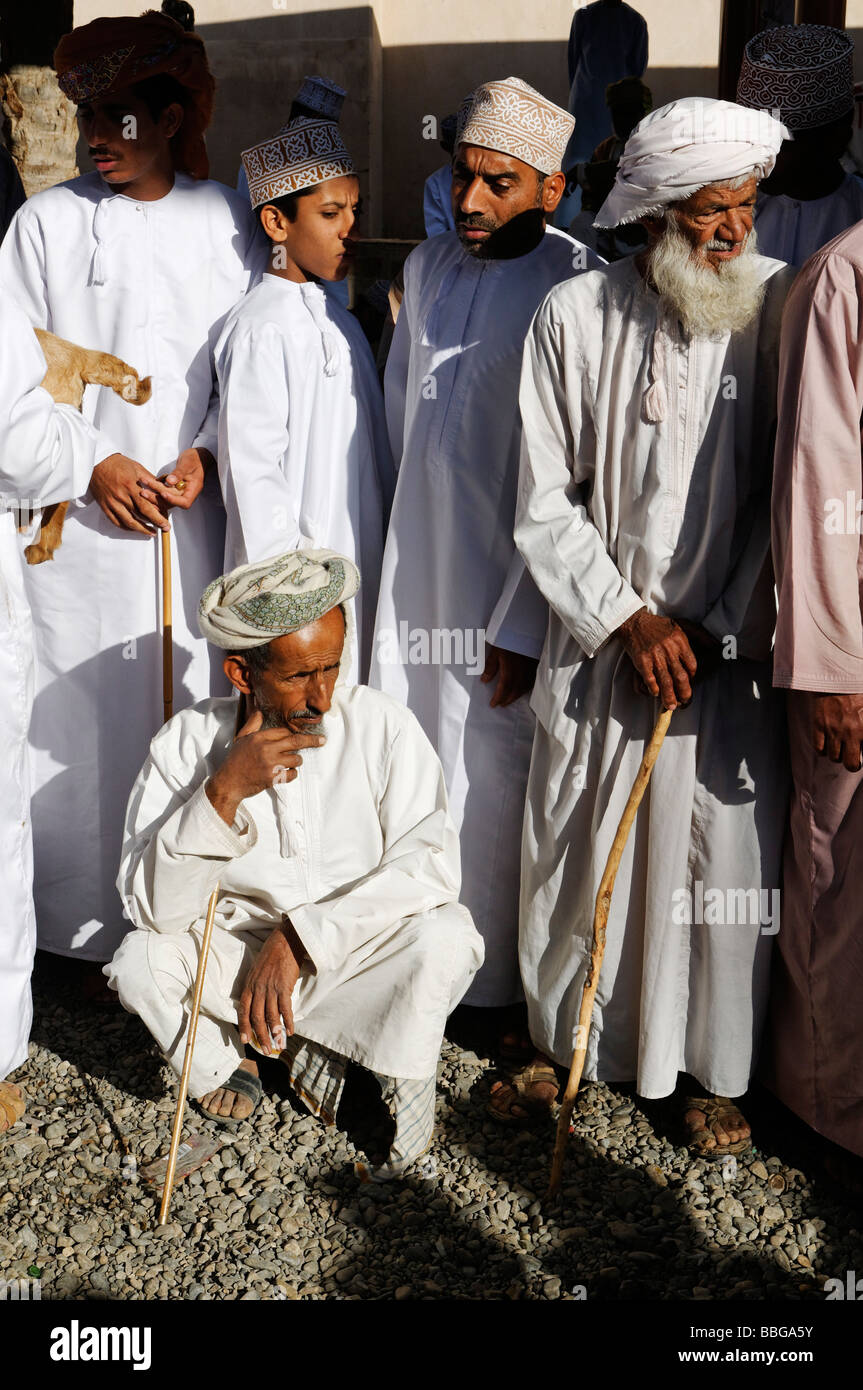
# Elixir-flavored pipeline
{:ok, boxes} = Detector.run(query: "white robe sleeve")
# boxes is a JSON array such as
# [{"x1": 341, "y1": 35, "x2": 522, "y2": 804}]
[
  {"x1": 191, "y1": 212, "x2": 267, "y2": 463},
  {"x1": 515, "y1": 295, "x2": 644, "y2": 658},
  {"x1": 0, "y1": 204, "x2": 49, "y2": 326},
  {"x1": 486, "y1": 552, "x2": 549, "y2": 660},
  {"x1": 0, "y1": 205, "x2": 123, "y2": 469},
  {"x1": 191, "y1": 387, "x2": 220, "y2": 461},
  {"x1": 216, "y1": 320, "x2": 307, "y2": 560},
  {"x1": 288, "y1": 711, "x2": 462, "y2": 975},
  {"x1": 118, "y1": 753, "x2": 258, "y2": 936},
  {"x1": 0, "y1": 300, "x2": 102, "y2": 504},
  {"x1": 383, "y1": 270, "x2": 413, "y2": 470}
]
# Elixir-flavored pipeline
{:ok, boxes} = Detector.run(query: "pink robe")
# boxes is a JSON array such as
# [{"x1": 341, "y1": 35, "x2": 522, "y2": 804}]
[{"x1": 766, "y1": 220, "x2": 863, "y2": 1157}]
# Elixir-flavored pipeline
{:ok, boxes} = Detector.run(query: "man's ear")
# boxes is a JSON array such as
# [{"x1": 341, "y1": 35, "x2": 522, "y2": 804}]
[
  {"x1": 640, "y1": 214, "x2": 664, "y2": 245},
  {"x1": 259, "y1": 204, "x2": 289, "y2": 243},
  {"x1": 542, "y1": 170, "x2": 567, "y2": 214},
  {"x1": 224, "y1": 654, "x2": 253, "y2": 695},
  {"x1": 159, "y1": 101, "x2": 184, "y2": 142}
]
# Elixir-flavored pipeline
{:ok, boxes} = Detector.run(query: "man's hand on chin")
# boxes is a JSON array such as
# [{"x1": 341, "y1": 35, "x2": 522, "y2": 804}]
[{"x1": 237, "y1": 920, "x2": 306, "y2": 1055}]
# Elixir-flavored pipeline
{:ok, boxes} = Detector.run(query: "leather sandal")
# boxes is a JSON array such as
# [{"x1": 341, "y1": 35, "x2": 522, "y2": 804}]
[
  {"x1": 195, "y1": 1067, "x2": 263, "y2": 1130},
  {"x1": 683, "y1": 1095, "x2": 752, "y2": 1159},
  {"x1": 487, "y1": 1062, "x2": 559, "y2": 1126}
]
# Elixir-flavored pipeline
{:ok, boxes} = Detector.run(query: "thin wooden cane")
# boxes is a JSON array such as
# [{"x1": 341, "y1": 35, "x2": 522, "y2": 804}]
[
  {"x1": 157, "y1": 882, "x2": 220, "y2": 1225},
  {"x1": 547, "y1": 706, "x2": 674, "y2": 1199},
  {"x1": 161, "y1": 527, "x2": 173, "y2": 724}
]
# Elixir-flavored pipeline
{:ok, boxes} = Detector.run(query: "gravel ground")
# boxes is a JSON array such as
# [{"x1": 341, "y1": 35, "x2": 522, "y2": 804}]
[{"x1": 2, "y1": 952, "x2": 861, "y2": 1302}]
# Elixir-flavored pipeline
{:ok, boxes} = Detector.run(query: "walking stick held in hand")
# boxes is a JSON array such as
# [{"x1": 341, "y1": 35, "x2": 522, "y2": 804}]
[
  {"x1": 158, "y1": 881, "x2": 220, "y2": 1226},
  {"x1": 161, "y1": 527, "x2": 173, "y2": 723},
  {"x1": 547, "y1": 706, "x2": 674, "y2": 1199},
  {"x1": 160, "y1": 479, "x2": 185, "y2": 725}
]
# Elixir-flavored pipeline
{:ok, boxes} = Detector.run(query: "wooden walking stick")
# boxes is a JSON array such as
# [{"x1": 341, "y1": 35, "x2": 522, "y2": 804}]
[
  {"x1": 157, "y1": 882, "x2": 221, "y2": 1226},
  {"x1": 154, "y1": 671, "x2": 245, "y2": 1223},
  {"x1": 547, "y1": 706, "x2": 674, "y2": 1199},
  {"x1": 159, "y1": 479, "x2": 186, "y2": 725},
  {"x1": 161, "y1": 527, "x2": 173, "y2": 724}
]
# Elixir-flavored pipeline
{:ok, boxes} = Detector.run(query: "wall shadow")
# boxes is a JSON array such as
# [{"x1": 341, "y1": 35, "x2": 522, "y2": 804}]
[{"x1": 107, "y1": 10, "x2": 720, "y2": 239}]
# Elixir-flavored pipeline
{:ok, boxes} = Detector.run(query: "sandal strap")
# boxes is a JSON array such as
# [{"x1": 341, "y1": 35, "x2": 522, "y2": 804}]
[
  {"x1": 514, "y1": 1063, "x2": 559, "y2": 1090},
  {"x1": 220, "y1": 1068, "x2": 263, "y2": 1106}
]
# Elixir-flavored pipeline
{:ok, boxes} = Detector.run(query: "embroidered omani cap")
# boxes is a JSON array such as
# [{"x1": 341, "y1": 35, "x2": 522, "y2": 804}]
[
  {"x1": 737, "y1": 24, "x2": 854, "y2": 131},
  {"x1": 456, "y1": 77, "x2": 574, "y2": 175},
  {"x1": 241, "y1": 117, "x2": 355, "y2": 209}
]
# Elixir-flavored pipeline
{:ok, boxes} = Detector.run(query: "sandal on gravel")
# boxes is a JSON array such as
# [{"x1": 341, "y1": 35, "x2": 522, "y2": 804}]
[
  {"x1": 487, "y1": 1062, "x2": 559, "y2": 1126},
  {"x1": 683, "y1": 1095, "x2": 752, "y2": 1159},
  {"x1": 194, "y1": 1068, "x2": 262, "y2": 1130},
  {"x1": 0, "y1": 1081, "x2": 25, "y2": 1133}
]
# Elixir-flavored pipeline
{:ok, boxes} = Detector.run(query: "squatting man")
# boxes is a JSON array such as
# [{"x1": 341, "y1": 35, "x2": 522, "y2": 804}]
[{"x1": 107, "y1": 549, "x2": 483, "y2": 1177}]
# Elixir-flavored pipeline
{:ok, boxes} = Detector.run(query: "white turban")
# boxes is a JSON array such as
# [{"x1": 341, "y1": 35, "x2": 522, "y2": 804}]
[
  {"x1": 594, "y1": 97, "x2": 788, "y2": 228},
  {"x1": 198, "y1": 549, "x2": 360, "y2": 650}
]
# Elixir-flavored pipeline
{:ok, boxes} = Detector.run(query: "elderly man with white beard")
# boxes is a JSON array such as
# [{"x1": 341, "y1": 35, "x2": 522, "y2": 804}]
[{"x1": 492, "y1": 98, "x2": 793, "y2": 1155}]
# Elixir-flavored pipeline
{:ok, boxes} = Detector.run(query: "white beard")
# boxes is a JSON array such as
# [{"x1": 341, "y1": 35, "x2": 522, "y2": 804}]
[{"x1": 647, "y1": 216, "x2": 765, "y2": 338}]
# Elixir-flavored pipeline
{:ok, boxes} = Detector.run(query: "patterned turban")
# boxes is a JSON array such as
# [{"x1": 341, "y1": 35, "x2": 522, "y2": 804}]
[
  {"x1": 457, "y1": 77, "x2": 574, "y2": 176},
  {"x1": 737, "y1": 24, "x2": 854, "y2": 132},
  {"x1": 595, "y1": 97, "x2": 787, "y2": 228},
  {"x1": 241, "y1": 117, "x2": 355, "y2": 210},
  {"x1": 198, "y1": 550, "x2": 360, "y2": 650},
  {"x1": 54, "y1": 10, "x2": 214, "y2": 180}
]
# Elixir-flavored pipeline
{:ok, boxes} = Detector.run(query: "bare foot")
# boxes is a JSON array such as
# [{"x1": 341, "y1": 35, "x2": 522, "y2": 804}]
[
  {"x1": 489, "y1": 1054, "x2": 559, "y2": 1124},
  {"x1": 197, "y1": 1059, "x2": 260, "y2": 1123},
  {"x1": 683, "y1": 1095, "x2": 751, "y2": 1156}
]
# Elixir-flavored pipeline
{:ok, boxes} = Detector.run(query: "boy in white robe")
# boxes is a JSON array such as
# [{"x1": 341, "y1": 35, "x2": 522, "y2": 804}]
[
  {"x1": 0, "y1": 304, "x2": 106, "y2": 1129},
  {"x1": 107, "y1": 550, "x2": 482, "y2": 1177},
  {"x1": 0, "y1": 13, "x2": 264, "y2": 967},
  {"x1": 506, "y1": 99, "x2": 793, "y2": 1151},
  {"x1": 371, "y1": 78, "x2": 602, "y2": 1017},
  {"x1": 215, "y1": 116, "x2": 392, "y2": 685}
]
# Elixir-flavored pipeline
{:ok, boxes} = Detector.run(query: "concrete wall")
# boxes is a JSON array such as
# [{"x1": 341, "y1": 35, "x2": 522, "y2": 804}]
[
  {"x1": 198, "y1": 10, "x2": 383, "y2": 233},
  {"x1": 72, "y1": 0, "x2": 724, "y2": 237},
  {"x1": 379, "y1": 0, "x2": 722, "y2": 235}
]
